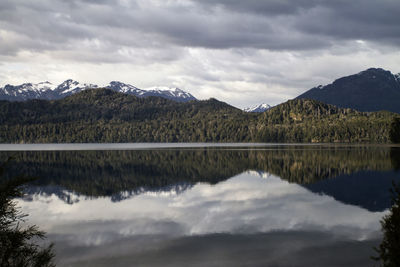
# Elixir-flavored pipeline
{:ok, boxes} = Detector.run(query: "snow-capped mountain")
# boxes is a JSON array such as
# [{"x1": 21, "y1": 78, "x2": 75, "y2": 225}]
[
  {"x1": 55, "y1": 79, "x2": 98, "y2": 96},
  {"x1": 142, "y1": 86, "x2": 196, "y2": 102},
  {"x1": 244, "y1": 103, "x2": 271, "y2": 113},
  {"x1": 105, "y1": 83, "x2": 196, "y2": 102},
  {"x1": 0, "y1": 81, "x2": 56, "y2": 101},
  {"x1": 106, "y1": 81, "x2": 143, "y2": 95},
  {"x1": 0, "y1": 80, "x2": 97, "y2": 101},
  {"x1": 0, "y1": 80, "x2": 197, "y2": 102}
]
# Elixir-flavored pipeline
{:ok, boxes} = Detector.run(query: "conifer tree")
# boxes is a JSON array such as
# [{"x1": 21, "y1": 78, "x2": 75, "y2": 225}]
[{"x1": 0, "y1": 159, "x2": 55, "y2": 267}]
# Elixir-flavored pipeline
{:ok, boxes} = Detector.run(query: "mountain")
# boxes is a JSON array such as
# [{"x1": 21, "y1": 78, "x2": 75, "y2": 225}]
[
  {"x1": 105, "y1": 82, "x2": 196, "y2": 102},
  {"x1": 297, "y1": 68, "x2": 400, "y2": 113},
  {"x1": 0, "y1": 80, "x2": 196, "y2": 102},
  {"x1": 106, "y1": 81, "x2": 143, "y2": 96},
  {"x1": 0, "y1": 89, "x2": 395, "y2": 143},
  {"x1": 141, "y1": 86, "x2": 197, "y2": 102},
  {"x1": 55, "y1": 79, "x2": 98, "y2": 97},
  {"x1": 244, "y1": 103, "x2": 271, "y2": 113},
  {"x1": 0, "y1": 79, "x2": 97, "y2": 101}
]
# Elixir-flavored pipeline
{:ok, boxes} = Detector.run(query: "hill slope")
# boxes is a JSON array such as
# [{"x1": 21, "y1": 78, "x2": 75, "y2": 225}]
[
  {"x1": 256, "y1": 99, "x2": 394, "y2": 143},
  {"x1": 297, "y1": 68, "x2": 400, "y2": 113},
  {"x1": 0, "y1": 88, "x2": 256, "y2": 142},
  {"x1": 0, "y1": 89, "x2": 396, "y2": 143}
]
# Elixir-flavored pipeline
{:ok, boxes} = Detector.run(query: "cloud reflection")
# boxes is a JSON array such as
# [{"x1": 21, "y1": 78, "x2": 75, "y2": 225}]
[{"x1": 18, "y1": 171, "x2": 385, "y2": 245}]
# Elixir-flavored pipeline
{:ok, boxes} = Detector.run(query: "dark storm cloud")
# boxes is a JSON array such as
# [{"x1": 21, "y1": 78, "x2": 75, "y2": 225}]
[
  {"x1": 192, "y1": 0, "x2": 323, "y2": 15},
  {"x1": 194, "y1": 0, "x2": 400, "y2": 46},
  {"x1": 0, "y1": 0, "x2": 399, "y2": 62},
  {"x1": 295, "y1": 1, "x2": 400, "y2": 45}
]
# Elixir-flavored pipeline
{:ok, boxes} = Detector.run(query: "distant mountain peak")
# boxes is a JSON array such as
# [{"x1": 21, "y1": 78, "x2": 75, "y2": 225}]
[
  {"x1": 358, "y1": 67, "x2": 389, "y2": 74},
  {"x1": 106, "y1": 81, "x2": 142, "y2": 94},
  {"x1": 244, "y1": 103, "x2": 271, "y2": 113},
  {"x1": 297, "y1": 67, "x2": 400, "y2": 113},
  {"x1": 145, "y1": 86, "x2": 188, "y2": 94},
  {"x1": 0, "y1": 80, "x2": 196, "y2": 102},
  {"x1": 142, "y1": 86, "x2": 196, "y2": 102},
  {"x1": 55, "y1": 79, "x2": 96, "y2": 96},
  {"x1": 61, "y1": 79, "x2": 78, "y2": 84}
]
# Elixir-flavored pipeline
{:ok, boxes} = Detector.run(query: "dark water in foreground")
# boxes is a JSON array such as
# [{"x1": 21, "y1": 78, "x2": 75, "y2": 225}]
[{"x1": 1, "y1": 144, "x2": 400, "y2": 267}]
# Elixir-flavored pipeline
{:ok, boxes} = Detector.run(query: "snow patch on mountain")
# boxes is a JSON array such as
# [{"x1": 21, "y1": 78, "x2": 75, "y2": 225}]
[
  {"x1": 106, "y1": 81, "x2": 143, "y2": 95},
  {"x1": 33, "y1": 81, "x2": 57, "y2": 92},
  {"x1": 4, "y1": 81, "x2": 56, "y2": 95},
  {"x1": 244, "y1": 103, "x2": 271, "y2": 113},
  {"x1": 56, "y1": 79, "x2": 97, "y2": 95},
  {"x1": 143, "y1": 86, "x2": 196, "y2": 102}
]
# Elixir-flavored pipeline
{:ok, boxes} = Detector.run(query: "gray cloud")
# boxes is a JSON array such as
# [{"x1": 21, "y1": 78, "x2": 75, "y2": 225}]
[
  {"x1": 1, "y1": 0, "x2": 399, "y2": 58},
  {"x1": 192, "y1": 0, "x2": 323, "y2": 15},
  {"x1": 295, "y1": 1, "x2": 400, "y2": 46},
  {"x1": 0, "y1": 0, "x2": 399, "y2": 107},
  {"x1": 197, "y1": 0, "x2": 400, "y2": 47}
]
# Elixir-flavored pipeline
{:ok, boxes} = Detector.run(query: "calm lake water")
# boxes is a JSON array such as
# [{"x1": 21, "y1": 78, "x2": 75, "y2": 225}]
[{"x1": 1, "y1": 143, "x2": 400, "y2": 267}]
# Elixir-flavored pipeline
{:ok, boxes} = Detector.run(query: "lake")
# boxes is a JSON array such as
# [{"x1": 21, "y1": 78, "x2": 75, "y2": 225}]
[{"x1": 1, "y1": 143, "x2": 400, "y2": 266}]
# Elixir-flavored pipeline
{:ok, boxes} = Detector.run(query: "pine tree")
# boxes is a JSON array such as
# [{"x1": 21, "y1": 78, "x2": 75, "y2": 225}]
[{"x1": 0, "y1": 159, "x2": 55, "y2": 267}]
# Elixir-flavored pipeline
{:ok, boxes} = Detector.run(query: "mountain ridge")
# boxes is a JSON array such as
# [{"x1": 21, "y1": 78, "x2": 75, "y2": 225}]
[
  {"x1": 296, "y1": 68, "x2": 400, "y2": 113},
  {"x1": 0, "y1": 80, "x2": 196, "y2": 103}
]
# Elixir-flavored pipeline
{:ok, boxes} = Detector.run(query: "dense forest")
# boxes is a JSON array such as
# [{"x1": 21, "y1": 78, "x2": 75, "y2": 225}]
[{"x1": 0, "y1": 88, "x2": 397, "y2": 143}]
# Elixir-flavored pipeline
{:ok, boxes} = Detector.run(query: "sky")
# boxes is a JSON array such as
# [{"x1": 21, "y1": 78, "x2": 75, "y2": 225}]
[{"x1": 0, "y1": 0, "x2": 400, "y2": 108}]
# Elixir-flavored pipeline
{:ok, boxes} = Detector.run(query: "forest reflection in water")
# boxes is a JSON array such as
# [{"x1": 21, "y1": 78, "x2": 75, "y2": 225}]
[
  {"x1": 1, "y1": 144, "x2": 400, "y2": 267},
  {"x1": 1, "y1": 145, "x2": 399, "y2": 210}
]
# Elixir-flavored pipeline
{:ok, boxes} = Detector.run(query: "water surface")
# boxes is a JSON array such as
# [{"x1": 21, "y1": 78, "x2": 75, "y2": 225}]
[{"x1": 1, "y1": 144, "x2": 399, "y2": 266}]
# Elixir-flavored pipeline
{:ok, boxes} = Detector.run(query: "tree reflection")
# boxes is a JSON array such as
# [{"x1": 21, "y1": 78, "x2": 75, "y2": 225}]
[
  {"x1": 390, "y1": 147, "x2": 400, "y2": 171},
  {"x1": 0, "y1": 146, "x2": 397, "y2": 210}
]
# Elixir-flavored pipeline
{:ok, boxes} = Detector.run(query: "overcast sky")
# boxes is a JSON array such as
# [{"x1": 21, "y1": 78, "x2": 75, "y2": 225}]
[{"x1": 1, "y1": 0, "x2": 399, "y2": 108}]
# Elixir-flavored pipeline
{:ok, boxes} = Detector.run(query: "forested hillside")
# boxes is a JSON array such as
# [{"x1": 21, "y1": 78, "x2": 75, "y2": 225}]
[
  {"x1": 0, "y1": 88, "x2": 397, "y2": 143},
  {"x1": 256, "y1": 99, "x2": 394, "y2": 143}
]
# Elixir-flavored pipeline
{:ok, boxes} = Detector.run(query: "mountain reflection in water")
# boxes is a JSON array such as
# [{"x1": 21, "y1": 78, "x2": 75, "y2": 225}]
[
  {"x1": 2, "y1": 145, "x2": 399, "y2": 210},
  {"x1": 1, "y1": 145, "x2": 400, "y2": 267}
]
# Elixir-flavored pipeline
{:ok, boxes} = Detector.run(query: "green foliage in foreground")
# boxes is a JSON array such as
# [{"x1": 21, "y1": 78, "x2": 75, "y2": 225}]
[
  {"x1": 0, "y1": 159, "x2": 55, "y2": 267},
  {"x1": 373, "y1": 181, "x2": 400, "y2": 266},
  {"x1": 0, "y1": 88, "x2": 397, "y2": 143}
]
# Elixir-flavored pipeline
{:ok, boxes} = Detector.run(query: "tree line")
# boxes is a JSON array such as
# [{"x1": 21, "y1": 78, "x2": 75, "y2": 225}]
[{"x1": 0, "y1": 88, "x2": 398, "y2": 143}]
